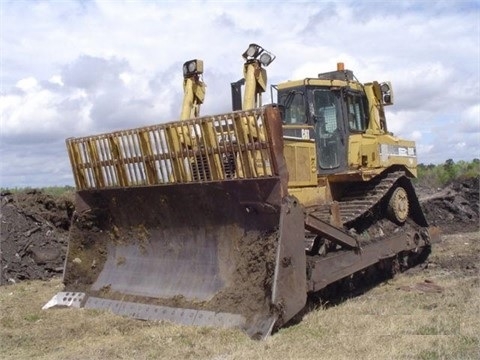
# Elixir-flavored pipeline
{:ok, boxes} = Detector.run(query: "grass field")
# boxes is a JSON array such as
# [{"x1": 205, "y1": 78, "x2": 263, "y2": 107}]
[{"x1": 1, "y1": 232, "x2": 479, "y2": 360}]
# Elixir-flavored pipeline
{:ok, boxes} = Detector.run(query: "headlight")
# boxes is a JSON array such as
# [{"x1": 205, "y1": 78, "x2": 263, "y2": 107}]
[
  {"x1": 379, "y1": 81, "x2": 394, "y2": 105},
  {"x1": 183, "y1": 59, "x2": 204, "y2": 77},
  {"x1": 380, "y1": 82, "x2": 390, "y2": 92},
  {"x1": 242, "y1": 43, "x2": 276, "y2": 67},
  {"x1": 259, "y1": 52, "x2": 275, "y2": 67},
  {"x1": 243, "y1": 43, "x2": 262, "y2": 59}
]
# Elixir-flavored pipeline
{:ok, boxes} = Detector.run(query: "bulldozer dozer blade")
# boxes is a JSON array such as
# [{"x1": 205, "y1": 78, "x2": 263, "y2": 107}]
[{"x1": 46, "y1": 179, "x2": 306, "y2": 339}]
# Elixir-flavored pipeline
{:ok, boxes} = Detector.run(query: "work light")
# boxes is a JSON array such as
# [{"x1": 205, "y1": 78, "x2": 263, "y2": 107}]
[
  {"x1": 243, "y1": 43, "x2": 262, "y2": 59},
  {"x1": 183, "y1": 59, "x2": 204, "y2": 77},
  {"x1": 259, "y1": 52, "x2": 275, "y2": 66},
  {"x1": 380, "y1": 81, "x2": 394, "y2": 105},
  {"x1": 242, "y1": 44, "x2": 276, "y2": 66}
]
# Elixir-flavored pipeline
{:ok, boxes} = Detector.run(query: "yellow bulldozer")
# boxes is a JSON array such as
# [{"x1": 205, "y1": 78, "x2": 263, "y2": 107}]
[{"x1": 44, "y1": 44, "x2": 437, "y2": 339}]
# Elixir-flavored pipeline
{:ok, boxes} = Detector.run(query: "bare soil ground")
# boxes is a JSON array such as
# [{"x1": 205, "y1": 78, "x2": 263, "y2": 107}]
[
  {"x1": 0, "y1": 189, "x2": 74, "y2": 285},
  {"x1": 1, "y1": 178, "x2": 478, "y2": 285},
  {"x1": 418, "y1": 177, "x2": 479, "y2": 234},
  {"x1": 0, "y1": 178, "x2": 479, "y2": 359}
]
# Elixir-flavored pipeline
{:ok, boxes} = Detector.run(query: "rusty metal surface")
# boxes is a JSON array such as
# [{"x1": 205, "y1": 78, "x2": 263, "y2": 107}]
[
  {"x1": 66, "y1": 107, "x2": 281, "y2": 190},
  {"x1": 305, "y1": 213, "x2": 358, "y2": 249},
  {"x1": 271, "y1": 196, "x2": 307, "y2": 326},
  {"x1": 306, "y1": 229, "x2": 430, "y2": 292},
  {"x1": 62, "y1": 174, "x2": 304, "y2": 338},
  {"x1": 60, "y1": 194, "x2": 307, "y2": 339},
  {"x1": 65, "y1": 178, "x2": 281, "y2": 293},
  {"x1": 337, "y1": 171, "x2": 427, "y2": 227},
  {"x1": 58, "y1": 100, "x2": 436, "y2": 337},
  {"x1": 263, "y1": 106, "x2": 289, "y2": 197},
  {"x1": 303, "y1": 169, "x2": 433, "y2": 298},
  {"x1": 58, "y1": 106, "x2": 299, "y2": 339}
]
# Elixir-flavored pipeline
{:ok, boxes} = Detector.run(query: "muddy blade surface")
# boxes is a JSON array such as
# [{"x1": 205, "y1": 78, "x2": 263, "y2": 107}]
[{"x1": 63, "y1": 179, "x2": 286, "y2": 336}]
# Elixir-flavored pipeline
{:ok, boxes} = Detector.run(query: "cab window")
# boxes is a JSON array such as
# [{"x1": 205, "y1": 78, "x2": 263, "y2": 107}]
[
  {"x1": 283, "y1": 92, "x2": 306, "y2": 124},
  {"x1": 345, "y1": 93, "x2": 367, "y2": 132},
  {"x1": 313, "y1": 89, "x2": 338, "y2": 133}
]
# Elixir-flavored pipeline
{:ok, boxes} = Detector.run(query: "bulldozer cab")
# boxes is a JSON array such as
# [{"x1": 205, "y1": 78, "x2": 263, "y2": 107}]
[
  {"x1": 276, "y1": 64, "x2": 401, "y2": 178},
  {"x1": 278, "y1": 85, "x2": 351, "y2": 173}
]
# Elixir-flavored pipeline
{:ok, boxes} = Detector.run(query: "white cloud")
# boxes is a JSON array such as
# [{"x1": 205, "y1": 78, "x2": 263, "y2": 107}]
[
  {"x1": 410, "y1": 130, "x2": 422, "y2": 141},
  {"x1": 16, "y1": 77, "x2": 38, "y2": 92},
  {"x1": 48, "y1": 75, "x2": 63, "y2": 86},
  {"x1": 1, "y1": 0, "x2": 479, "y2": 187},
  {"x1": 119, "y1": 72, "x2": 132, "y2": 86},
  {"x1": 460, "y1": 104, "x2": 480, "y2": 132}
]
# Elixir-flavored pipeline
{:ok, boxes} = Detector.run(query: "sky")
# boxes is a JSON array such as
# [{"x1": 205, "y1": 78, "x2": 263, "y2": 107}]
[{"x1": 1, "y1": 0, "x2": 479, "y2": 188}]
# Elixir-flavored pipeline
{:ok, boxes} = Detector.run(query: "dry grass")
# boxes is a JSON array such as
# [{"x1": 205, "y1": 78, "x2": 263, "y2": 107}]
[{"x1": 1, "y1": 232, "x2": 479, "y2": 360}]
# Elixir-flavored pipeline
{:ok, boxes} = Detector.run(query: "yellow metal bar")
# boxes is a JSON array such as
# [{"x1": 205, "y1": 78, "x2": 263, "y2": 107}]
[
  {"x1": 203, "y1": 118, "x2": 224, "y2": 180},
  {"x1": 86, "y1": 138, "x2": 105, "y2": 188},
  {"x1": 165, "y1": 125, "x2": 189, "y2": 182},
  {"x1": 80, "y1": 142, "x2": 95, "y2": 188},
  {"x1": 138, "y1": 130, "x2": 157, "y2": 185},
  {"x1": 364, "y1": 83, "x2": 383, "y2": 134},
  {"x1": 66, "y1": 139, "x2": 84, "y2": 189},
  {"x1": 214, "y1": 116, "x2": 233, "y2": 178},
  {"x1": 65, "y1": 108, "x2": 275, "y2": 190},
  {"x1": 234, "y1": 116, "x2": 248, "y2": 178},
  {"x1": 108, "y1": 135, "x2": 128, "y2": 187}
]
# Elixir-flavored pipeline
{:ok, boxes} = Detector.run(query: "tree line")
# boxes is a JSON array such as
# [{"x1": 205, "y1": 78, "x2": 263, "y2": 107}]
[
  {"x1": 2, "y1": 160, "x2": 479, "y2": 194},
  {"x1": 416, "y1": 159, "x2": 480, "y2": 188}
]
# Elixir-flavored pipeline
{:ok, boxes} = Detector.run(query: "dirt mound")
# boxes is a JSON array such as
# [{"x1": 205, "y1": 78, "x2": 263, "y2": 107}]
[
  {"x1": 419, "y1": 177, "x2": 479, "y2": 234},
  {"x1": 0, "y1": 189, "x2": 74, "y2": 285},
  {"x1": 0, "y1": 177, "x2": 478, "y2": 285}
]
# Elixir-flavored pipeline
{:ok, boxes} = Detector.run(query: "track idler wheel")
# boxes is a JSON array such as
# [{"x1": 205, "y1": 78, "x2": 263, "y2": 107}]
[{"x1": 387, "y1": 186, "x2": 409, "y2": 224}]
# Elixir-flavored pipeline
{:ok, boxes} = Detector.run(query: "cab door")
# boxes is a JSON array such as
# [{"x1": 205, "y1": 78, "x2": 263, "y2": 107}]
[{"x1": 311, "y1": 89, "x2": 347, "y2": 174}]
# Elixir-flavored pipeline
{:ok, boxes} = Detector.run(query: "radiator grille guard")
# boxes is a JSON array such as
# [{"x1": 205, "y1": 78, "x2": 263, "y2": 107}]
[{"x1": 67, "y1": 108, "x2": 278, "y2": 190}]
